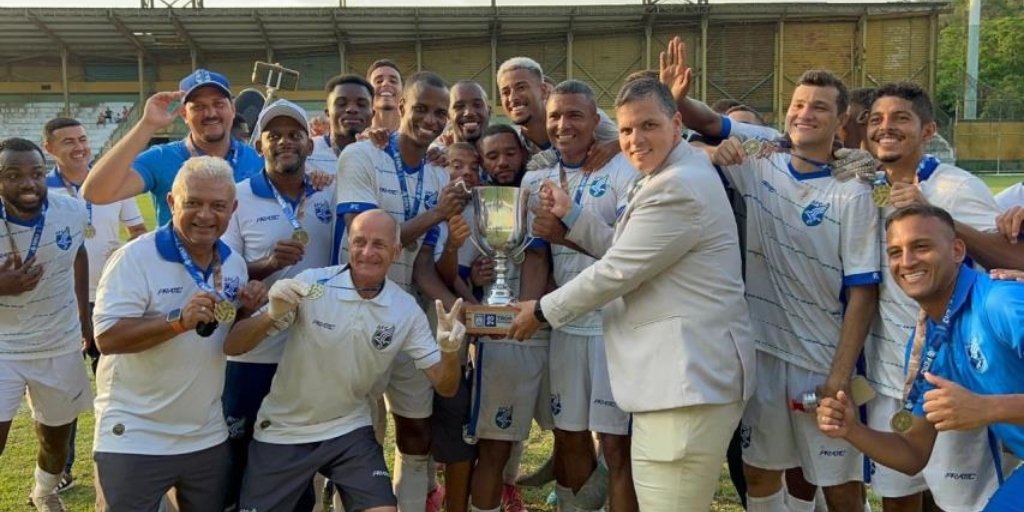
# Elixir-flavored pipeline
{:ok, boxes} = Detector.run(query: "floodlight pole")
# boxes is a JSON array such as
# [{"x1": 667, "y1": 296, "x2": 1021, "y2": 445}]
[{"x1": 964, "y1": 0, "x2": 980, "y2": 119}]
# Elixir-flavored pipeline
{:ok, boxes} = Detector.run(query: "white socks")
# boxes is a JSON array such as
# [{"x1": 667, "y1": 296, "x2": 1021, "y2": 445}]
[
  {"x1": 748, "y1": 489, "x2": 785, "y2": 512},
  {"x1": 470, "y1": 506, "x2": 500, "y2": 512},
  {"x1": 32, "y1": 466, "x2": 60, "y2": 498},
  {"x1": 394, "y1": 452, "x2": 429, "y2": 511},
  {"x1": 785, "y1": 492, "x2": 816, "y2": 512}
]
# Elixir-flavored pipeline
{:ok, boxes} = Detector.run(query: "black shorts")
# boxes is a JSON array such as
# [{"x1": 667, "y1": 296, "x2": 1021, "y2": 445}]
[{"x1": 430, "y1": 365, "x2": 477, "y2": 464}]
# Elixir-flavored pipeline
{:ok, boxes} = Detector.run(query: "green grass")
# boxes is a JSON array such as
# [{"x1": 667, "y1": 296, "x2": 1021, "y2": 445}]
[{"x1": 2, "y1": 174, "x2": 1018, "y2": 510}]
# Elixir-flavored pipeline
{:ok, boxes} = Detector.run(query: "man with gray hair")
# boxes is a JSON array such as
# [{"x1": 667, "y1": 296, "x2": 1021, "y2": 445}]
[
  {"x1": 519, "y1": 79, "x2": 640, "y2": 512},
  {"x1": 92, "y1": 156, "x2": 267, "y2": 511},
  {"x1": 509, "y1": 77, "x2": 754, "y2": 511}
]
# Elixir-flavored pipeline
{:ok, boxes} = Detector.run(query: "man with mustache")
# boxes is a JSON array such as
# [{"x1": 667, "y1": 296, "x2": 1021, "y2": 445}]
[
  {"x1": 219, "y1": 100, "x2": 336, "y2": 509},
  {"x1": 0, "y1": 137, "x2": 92, "y2": 512},
  {"x1": 308, "y1": 74, "x2": 375, "y2": 175},
  {"x1": 859, "y1": 82, "x2": 1004, "y2": 512},
  {"x1": 336, "y1": 71, "x2": 469, "y2": 512},
  {"x1": 369, "y1": 59, "x2": 404, "y2": 133},
  {"x1": 82, "y1": 69, "x2": 263, "y2": 226}
]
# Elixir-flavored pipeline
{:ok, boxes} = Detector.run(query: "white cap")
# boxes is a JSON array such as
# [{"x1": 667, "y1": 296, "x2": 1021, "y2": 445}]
[{"x1": 256, "y1": 99, "x2": 310, "y2": 135}]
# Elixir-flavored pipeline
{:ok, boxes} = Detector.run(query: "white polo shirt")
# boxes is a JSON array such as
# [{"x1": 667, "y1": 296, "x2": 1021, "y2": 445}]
[
  {"x1": 308, "y1": 134, "x2": 340, "y2": 176},
  {"x1": 252, "y1": 266, "x2": 442, "y2": 445},
  {"x1": 46, "y1": 170, "x2": 143, "y2": 302},
  {"x1": 995, "y1": 182, "x2": 1024, "y2": 210},
  {"x1": 522, "y1": 153, "x2": 639, "y2": 336},
  {"x1": 222, "y1": 172, "x2": 335, "y2": 364},
  {"x1": 721, "y1": 153, "x2": 881, "y2": 374},
  {"x1": 0, "y1": 194, "x2": 86, "y2": 360},
  {"x1": 92, "y1": 226, "x2": 247, "y2": 455},
  {"x1": 866, "y1": 160, "x2": 1000, "y2": 398},
  {"x1": 335, "y1": 138, "x2": 449, "y2": 292}
]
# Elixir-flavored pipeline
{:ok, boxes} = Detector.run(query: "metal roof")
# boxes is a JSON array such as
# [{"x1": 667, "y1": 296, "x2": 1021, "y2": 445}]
[{"x1": 0, "y1": 2, "x2": 949, "y2": 61}]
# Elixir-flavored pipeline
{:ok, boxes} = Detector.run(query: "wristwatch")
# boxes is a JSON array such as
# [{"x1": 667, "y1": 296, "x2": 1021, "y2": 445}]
[
  {"x1": 533, "y1": 301, "x2": 547, "y2": 323},
  {"x1": 166, "y1": 308, "x2": 187, "y2": 334}
]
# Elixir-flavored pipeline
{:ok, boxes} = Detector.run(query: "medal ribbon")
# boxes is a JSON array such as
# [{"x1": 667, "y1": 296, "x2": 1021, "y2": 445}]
[
  {"x1": 263, "y1": 171, "x2": 312, "y2": 233},
  {"x1": 171, "y1": 227, "x2": 227, "y2": 303},
  {"x1": 0, "y1": 199, "x2": 48, "y2": 262},
  {"x1": 898, "y1": 279, "x2": 969, "y2": 414},
  {"x1": 54, "y1": 168, "x2": 93, "y2": 228},
  {"x1": 386, "y1": 133, "x2": 426, "y2": 221}
]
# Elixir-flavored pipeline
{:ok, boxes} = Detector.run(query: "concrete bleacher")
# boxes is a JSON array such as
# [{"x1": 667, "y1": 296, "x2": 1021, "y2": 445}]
[{"x1": 0, "y1": 101, "x2": 134, "y2": 161}]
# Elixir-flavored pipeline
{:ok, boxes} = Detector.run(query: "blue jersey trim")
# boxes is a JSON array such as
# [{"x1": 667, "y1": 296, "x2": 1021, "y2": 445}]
[{"x1": 843, "y1": 271, "x2": 882, "y2": 287}]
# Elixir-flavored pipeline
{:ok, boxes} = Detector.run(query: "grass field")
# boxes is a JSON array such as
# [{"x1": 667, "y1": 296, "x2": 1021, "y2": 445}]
[{"x1": 1, "y1": 174, "x2": 1020, "y2": 510}]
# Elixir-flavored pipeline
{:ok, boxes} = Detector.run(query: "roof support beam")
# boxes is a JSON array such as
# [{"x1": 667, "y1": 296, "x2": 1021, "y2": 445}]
[
  {"x1": 168, "y1": 11, "x2": 202, "y2": 66},
  {"x1": 108, "y1": 10, "x2": 150, "y2": 58},
  {"x1": 252, "y1": 12, "x2": 276, "y2": 62},
  {"x1": 24, "y1": 10, "x2": 73, "y2": 58}
]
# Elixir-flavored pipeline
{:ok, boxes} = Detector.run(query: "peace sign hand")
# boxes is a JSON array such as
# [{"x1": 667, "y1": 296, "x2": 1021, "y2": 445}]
[{"x1": 435, "y1": 298, "x2": 466, "y2": 353}]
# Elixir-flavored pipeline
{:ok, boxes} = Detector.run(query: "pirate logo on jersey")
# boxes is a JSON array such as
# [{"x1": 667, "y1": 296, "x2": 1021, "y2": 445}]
[
  {"x1": 740, "y1": 423, "x2": 752, "y2": 449},
  {"x1": 56, "y1": 226, "x2": 73, "y2": 250},
  {"x1": 314, "y1": 200, "x2": 332, "y2": 224},
  {"x1": 589, "y1": 176, "x2": 609, "y2": 198},
  {"x1": 495, "y1": 406, "x2": 514, "y2": 430},
  {"x1": 372, "y1": 323, "x2": 396, "y2": 350},
  {"x1": 423, "y1": 191, "x2": 439, "y2": 211},
  {"x1": 801, "y1": 200, "x2": 831, "y2": 227},
  {"x1": 550, "y1": 393, "x2": 562, "y2": 416},
  {"x1": 967, "y1": 337, "x2": 988, "y2": 373},
  {"x1": 222, "y1": 275, "x2": 241, "y2": 301}
]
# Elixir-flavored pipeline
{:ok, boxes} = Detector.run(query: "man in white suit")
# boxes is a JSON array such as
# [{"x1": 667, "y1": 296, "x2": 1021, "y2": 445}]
[{"x1": 508, "y1": 77, "x2": 755, "y2": 511}]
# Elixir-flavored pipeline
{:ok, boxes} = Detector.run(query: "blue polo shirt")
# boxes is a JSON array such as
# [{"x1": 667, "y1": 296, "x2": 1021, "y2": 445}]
[
  {"x1": 909, "y1": 265, "x2": 1024, "y2": 459},
  {"x1": 133, "y1": 137, "x2": 263, "y2": 226}
]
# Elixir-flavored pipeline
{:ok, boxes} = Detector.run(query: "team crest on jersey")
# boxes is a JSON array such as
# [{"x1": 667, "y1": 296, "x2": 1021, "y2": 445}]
[
  {"x1": 372, "y1": 324, "x2": 396, "y2": 350},
  {"x1": 495, "y1": 406, "x2": 514, "y2": 429},
  {"x1": 589, "y1": 177, "x2": 609, "y2": 198},
  {"x1": 423, "y1": 191, "x2": 439, "y2": 211},
  {"x1": 56, "y1": 227, "x2": 73, "y2": 250},
  {"x1": 226, "y1": 415, "x2": 246, "y2": 439},
  {"x1": 739, "y1": 423, "x2": 752, "y2": 449},
  {"x1": 223, "y1": 275, "x2": 241, "y2": 301},
  {"x1": 967, "y1": 337, "x2": 988, "y2": 372},
  {"x1": 550, "y1": 393, "x2": 562, "y2": 416},
  {"x1": 801, "y1": 200, "x2": 830, "y2": 226},
  {"x1": 314, "y1": 200, "x2": 332, "y2": 224}
]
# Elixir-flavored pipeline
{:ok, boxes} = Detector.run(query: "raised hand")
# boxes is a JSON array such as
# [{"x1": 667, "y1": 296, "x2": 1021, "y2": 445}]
[
  {"x1": 267, "y1": 279, "x2": 310, "y2": 321},
  {"x1": 540, "y1": 178, "x2": 572, "y2": 219},
  {"x1": 141, "y1": 91, "x2": 184, "y2": 131},
  {"x1": 659, "y1": 36, "x2": 693, "y2": 103},
  {"x1": 922, "y1": 372, "x2": 992, "y2": 432},
  {"x1": 711, "y1": 137, "x2": 747, "y2": 167},
  {"x1": 435, "y1": 298, "x2": 466, "y2": 353},
  {"x1": 238, "y1": 280, "x2": 269, "y2": 314},
  {"x1": 582, "y1": 140, "x2": 621, "y2": 174},
  {"x1": 890, "y1": 182, "x2": 930, "y2": 209},
  {"x1": 817, "y1": 390, "x2": 858, "y2": 439},
  {"x1": 181, "y1": 291, "x2": 220, "y2": 330},
  {"x1": 307, "y1": 168, "x2": 335, "y2": 191},
  {"x1": 470, "y1": 256, "x2": 496, "y2": 287},
  {"x1": 446, "y1": 213, "x2": 471, "y2": 252},
  {"x1": 996, "y1": 206, "x2": 1024, "y2": 244},
  {"x1": 265, "y1": 239, "x2": 306, "y2": 271},
  {"x1": 0, "y1": 255, "x2": 44, "y2": 296}
]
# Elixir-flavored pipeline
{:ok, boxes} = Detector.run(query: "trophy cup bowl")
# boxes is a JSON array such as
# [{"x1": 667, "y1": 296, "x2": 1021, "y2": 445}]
[{"x1": 463, "y1": 186, "x2": 532, "y2": 335}]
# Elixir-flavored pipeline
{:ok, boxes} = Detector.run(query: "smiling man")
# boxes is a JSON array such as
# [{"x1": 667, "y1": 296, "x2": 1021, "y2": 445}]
[
  {"x1": 368, "y1": 60, "x2": 404, "y2": 133},
  {"x1": 448, "y1": 80, "x2": 491, "y2": 145},
  {"x1": 82, "y1": 69, "x2": 263, "y2": 226},
  {"x1": 308, "y1": 74, "x2": 375, "y2": 174}
]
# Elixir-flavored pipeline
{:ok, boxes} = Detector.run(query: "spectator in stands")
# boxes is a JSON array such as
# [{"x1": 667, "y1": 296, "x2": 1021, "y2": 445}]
[
  {"x1": 119, "y1": 105, "x2": 130, "y2": 122},
  {"x1": 103, "y1": 106, "x2": 113, "y2": 123},
  {"x1": 81, "y1": 68, "x2": 263, "y2": 226},
  {"x1": 96, "y1": 111, "x2": 107, "y2": 127}
]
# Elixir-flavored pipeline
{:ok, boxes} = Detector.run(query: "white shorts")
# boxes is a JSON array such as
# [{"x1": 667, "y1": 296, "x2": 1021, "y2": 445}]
[
  {"x1": 866, "y1": 395, "x2": 1002, "y2": 511},
  {"x1": 381, "y1": 352, "x2": 434, "y2": 419},
  {"x1": 549, "y1": 332, "x2": 630, "y2": 436},
  {"x1": 0, "y1": 351, "x2": 92, "y2": 426},
  {"x1": 469, "y1": 341, "x2": 554, "y2": 442},
  {"x1": 740, "y1": 351, "x2": 863, "y2": 487}
]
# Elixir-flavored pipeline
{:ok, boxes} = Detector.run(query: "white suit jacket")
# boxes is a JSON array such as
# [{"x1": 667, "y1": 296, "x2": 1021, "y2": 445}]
[{"x1": 540, "y1": 141, "x2": 755, "y2": 413}]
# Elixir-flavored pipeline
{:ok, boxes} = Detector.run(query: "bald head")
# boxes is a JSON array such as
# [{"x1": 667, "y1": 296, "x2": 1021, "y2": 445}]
[{"x1": 351, "y1": 209, "x2": 400, "y2": 246}]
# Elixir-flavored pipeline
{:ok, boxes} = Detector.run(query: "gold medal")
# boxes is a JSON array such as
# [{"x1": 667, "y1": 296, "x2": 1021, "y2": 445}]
[
  {"x1": 214, "y1": 300, "x2": 237, "y2": 323},
  {"x1": 742, "y1": 138, "x2": 764, "y2": 157},
  {"x1": 305, "y1": 282, "x2": 326, "y2": 301},
  {"x1": 872, "y1": 183, "x2": 892, "y2": 208},
  {"x1": 889, "y1": 409, "x2": 914, "y2": 434},
  {"x1": 292, "y1": 229, "x2": 310, "y2": 246},
  {"x1": 512, "y1": 251, "x2": 526, "y2": 265},
  {"x1": 84, "y1": 224, "x2": 96, "y2": 239}
]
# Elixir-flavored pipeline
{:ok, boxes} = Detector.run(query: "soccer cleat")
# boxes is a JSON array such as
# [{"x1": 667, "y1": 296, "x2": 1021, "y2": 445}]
[
  {"x1": 515, "y1": 454, "x2": 555, "y2": 487},
  {"x1": 30, "y1": 492, "x2": 68, "y2": 512},
  {"x1": 426, "y1": 485, "x2": 445, "y2": 512},
  {"x1": 55, "y1": 473, "x2": 75, "y2": 493},
  {"x1": 501, "y1": 484, "x2": 529, "y2": 512}
]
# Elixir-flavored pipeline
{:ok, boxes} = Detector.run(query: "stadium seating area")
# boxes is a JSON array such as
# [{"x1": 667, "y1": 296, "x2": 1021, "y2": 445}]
[{"x1": 0, "y1": 101, "x2": 134, "y2": 159}]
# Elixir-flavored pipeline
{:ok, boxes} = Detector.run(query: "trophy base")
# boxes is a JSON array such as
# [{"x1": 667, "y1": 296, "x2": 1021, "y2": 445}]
[{"x1": 464, "y1": 304, "x2": 516, "y2": 336}]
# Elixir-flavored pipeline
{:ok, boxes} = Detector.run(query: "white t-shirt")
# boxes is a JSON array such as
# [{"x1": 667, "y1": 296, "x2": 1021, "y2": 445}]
[
  {"x1": 866, "y1": 162, "x2": 1000, "y2": 398},
  {"x1": 521, "y1": 153, "x2": 639, "y2": 336},
  {"x1": 92, "y1": 227, "x2": 247, "y2": 455},
  {"x1": 336, "y1": 139, "x2": 449, "y2": 292},
  {"x1": 995, "y1": 182, "x2": 1024, "y2": 210},
  {"x1": 0, "y1": 194, "x2": 86, "y2": 360},
  {"x1": 46, "y1": 171, "x2": 143, "y2": 302},
  {"x1": 222, "y1": 173, "x2": 336, "y2": 364},
  {"x1": 252, "y1": 267, "x2": 441, "y2": 444},
  {"x1": 722, "y1": 153, "x2": 881, "y2": 373},
  {"x1": 308, "y1": 134, "x2": 340, "y2": 176}
]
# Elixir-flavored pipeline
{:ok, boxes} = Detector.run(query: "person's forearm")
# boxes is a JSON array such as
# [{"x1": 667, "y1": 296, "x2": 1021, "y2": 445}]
[
  {"x1": 436, "y1": 245, "x2": 460, "y2": 287},
  {"x1": 677, "y1": 97, "x2": 724, "y2": 138},
  {"x1": 957, "y1": 222, "x2": 1024, "y2": 271},
  {"x1": 82, "y1": 121, "x2": 156, "y2": 204},
  {"x1": 224, "y1": 314, "x2": 277, "y2": 356},
  {"x1": 844, "y1": 423, "x2": 932, "y2": 476},
  {"x1": 412, "y1": 247, "x2": 458, "y2": 307},
  {"x1": 74, "y1": 247, "x2": 89, "y2": 333},
  {"x1": 246, "y1": 258, "x2": 280, "y2": 282},
  {"x1": 986, "y1": 394, "x2": 1024, "y2": 425},
  {"x1": 519, "y1": 249, "x2": 550, "y2": 301},
  {"x1": 96, "y1": 316, "x2": 181, "y2": 355},
  {"x1": 433, "y1": 350, "x2": 461, "y2": 397},
  {"x1": 452, "y1": 277, "x2": 479, "y2": 304},
  {"x1": 400, "y1": 210, "x2": 445, "y2": 248},
  {"x1": 830, "y1": 284, "x2": 878, "y2": 382}
]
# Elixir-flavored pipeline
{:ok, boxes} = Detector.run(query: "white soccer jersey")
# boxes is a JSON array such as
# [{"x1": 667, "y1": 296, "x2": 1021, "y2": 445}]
[
  {"x1": 47, "y1": 172, "x2": 143, "y2": 302},
  {"x1": 719, "y1": 116, "x2": 782, "y2": 142},
  {"x1": 721, "y1": 153, "x2": 881, "y2": 373},
  {"x1": 866, "y1": 162, "x2": 1000, "y2": 398},
  {"x1": 92, "y1": 226, "x2": 247, "y2": 455},
  {"x1": 252, "y1": 266, "x2": 442, "y2": 444},
  {"x1": 336, "y1": 140, "x2": 449, "y2": 292},
  {"x1": 0, "y1": 194, "x2": 86, "y2": 360},
  {"x1": 307, "y1": 134, "x2": 340, "y2": 176},
  {"x1": 222, "y1": 173, "x2": 335, "y2": 364},
  {"x1": 522, "y1": 153, "x2": 639, "y2": 336},
  {"x1": 995, "y1": 182, "x2": 1024, "y2": 210}
]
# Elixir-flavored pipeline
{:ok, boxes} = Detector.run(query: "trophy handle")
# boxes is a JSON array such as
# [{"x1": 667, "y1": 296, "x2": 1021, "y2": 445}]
[{"x1": 509, "y1": 235, "x2": 537, "y2": 261}]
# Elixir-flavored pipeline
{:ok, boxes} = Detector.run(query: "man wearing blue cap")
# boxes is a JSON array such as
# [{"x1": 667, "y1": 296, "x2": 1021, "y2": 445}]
[{"x1": 82, "y1": 69, "x2": 264, "y2": 226}]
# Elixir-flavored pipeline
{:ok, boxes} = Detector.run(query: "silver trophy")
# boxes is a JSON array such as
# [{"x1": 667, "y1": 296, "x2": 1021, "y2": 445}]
[{"x1": 463, "y1": 186, "x2": 533, "y2": 334}]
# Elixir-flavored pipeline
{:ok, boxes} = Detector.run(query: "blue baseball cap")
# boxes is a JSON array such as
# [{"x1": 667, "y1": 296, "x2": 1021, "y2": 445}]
[{"x1": 179, "y1": 69, "x2": 232, "y2": 101}]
